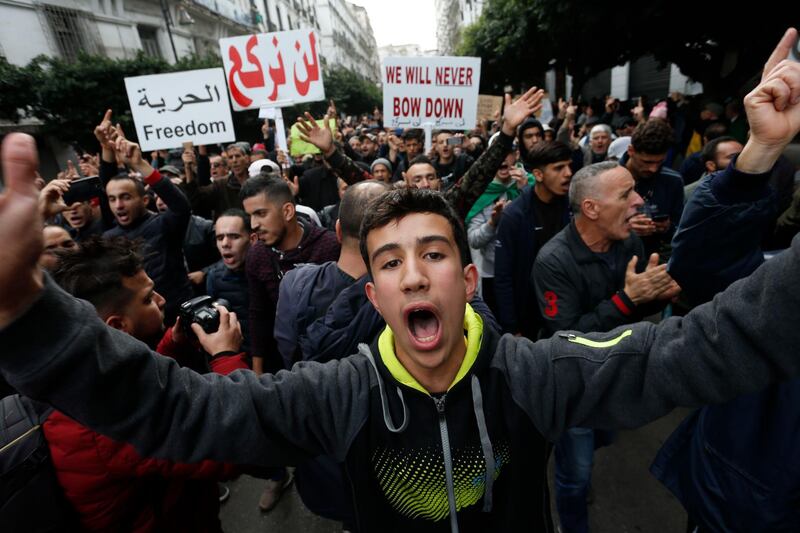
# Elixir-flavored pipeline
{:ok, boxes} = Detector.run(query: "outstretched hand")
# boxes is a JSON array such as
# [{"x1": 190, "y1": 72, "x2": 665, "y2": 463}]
[
  {"x1": 501, "y1": 87, "x2": 545, "y2": 137},
  {"x1": 296, "y1": 112, "x2": 335, "y2": 157},
  {"x1": 737, "y1": 27, "x2": 800, "y2": 173},
  {"x1": 0, "y1": 133, "x2": 45, "y2": 329}
]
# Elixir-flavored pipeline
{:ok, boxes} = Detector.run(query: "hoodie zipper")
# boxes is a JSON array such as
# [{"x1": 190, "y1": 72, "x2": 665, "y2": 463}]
[{"x1": 433, "y1": 395, "x2": 459, "y2": 533}]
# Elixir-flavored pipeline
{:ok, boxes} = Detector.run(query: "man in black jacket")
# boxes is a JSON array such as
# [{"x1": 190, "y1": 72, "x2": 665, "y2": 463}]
[
  {"x1": 102, "y1": 127, "x2": 192, "y2": 324},
  {"x1": 493, "y1": 141, "x2": 573, "y2": 338},
  {"x1": 533, "y1": 160, "x2": 679, "y2": 532}
]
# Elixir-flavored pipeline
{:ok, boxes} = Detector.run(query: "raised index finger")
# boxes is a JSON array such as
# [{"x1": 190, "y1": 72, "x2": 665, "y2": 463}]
[{"x1": 763, "y1": 27, "x2": 798, "y2": 81}]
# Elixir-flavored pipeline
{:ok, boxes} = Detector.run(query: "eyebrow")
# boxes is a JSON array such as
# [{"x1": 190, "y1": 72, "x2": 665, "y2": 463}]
[{"x1": 370, "y1": 234, "x2": 452, "y2": 263}]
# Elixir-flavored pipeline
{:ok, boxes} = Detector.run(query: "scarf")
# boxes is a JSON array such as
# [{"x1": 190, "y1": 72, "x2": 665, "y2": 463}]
[{"x1": 465, "y1": 175, "x2": 533, "y2": 224}]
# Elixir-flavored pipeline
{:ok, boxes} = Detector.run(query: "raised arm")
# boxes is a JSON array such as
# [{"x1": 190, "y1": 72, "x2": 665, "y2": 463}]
[
  {"x1": 669, "y1": 27, "x2": 800, "y2": 303},
  {"x1": 111, "y1": 125, "x2": 190, "y2": 239},
  {"x1": 503, "y1": 230, "x2": 800, "y2": 441},
  {"x1": 296, "y1": 112, "x2": 370, "y2": 184},
  {"x1": 1, "y1": 279, "x2": 370, "y2": 467},
  {"x1": 446, "y1": 88, "x2": 544, "y2": 219}
]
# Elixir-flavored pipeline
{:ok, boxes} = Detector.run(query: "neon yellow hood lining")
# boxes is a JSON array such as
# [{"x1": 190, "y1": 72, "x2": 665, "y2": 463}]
[{"x1": 377, "y1": 303, "x2": 484, "y2": 395}]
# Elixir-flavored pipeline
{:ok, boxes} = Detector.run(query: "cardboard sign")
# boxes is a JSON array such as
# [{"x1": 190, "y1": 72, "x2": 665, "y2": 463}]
[
  {"x1": 220, "y1": 30, "x2": 325, "y2": 111},
  {"x1": 124, "y1": 68, "x2": 235, "y2": 151},
  {"x1": 382, "y1": 56, "x2": 481, "y2": 129},
  {"x1": 289, "y1": 119, "x2": 336, "y2": 156},
  {"x1": 477, "y1": 94, "x2": 502, "y2": 122}
]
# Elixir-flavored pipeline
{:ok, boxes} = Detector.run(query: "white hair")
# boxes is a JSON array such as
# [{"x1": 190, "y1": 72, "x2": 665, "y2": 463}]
[{"x1": 590, "y1": 124, "x2": 612, "y2": 138}]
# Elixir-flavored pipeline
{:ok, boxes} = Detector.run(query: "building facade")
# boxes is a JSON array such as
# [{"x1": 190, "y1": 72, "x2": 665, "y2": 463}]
[
  {"x1": 0, "y1": 0, "x2": 379, "y2": 81},
  {"x1": 313, "y1": 0, "x2": 378, "y2": 81},
  {"x1": 0, "y1": 0, "x2": 261, "y2": 66},
  {"x1": 434, "y1": 0, "x2": 483, "y2": 55}
]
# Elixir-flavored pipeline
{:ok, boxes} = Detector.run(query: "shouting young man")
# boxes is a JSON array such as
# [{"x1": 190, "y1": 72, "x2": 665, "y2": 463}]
[{"x1": 1, "y1": 30, "x2": 800, "y2": 532}]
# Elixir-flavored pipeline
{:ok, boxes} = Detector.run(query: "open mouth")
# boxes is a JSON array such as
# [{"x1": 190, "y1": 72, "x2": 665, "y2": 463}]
[
  {"x1": 116, "y1": 212, "x2": 129, "y2": 224},
  {"x1": 404, "y1": 304, "x2": 442, "y2": 351},
  {"x1": 221, "y1": 252, "x2": 236, "y2": 264}
]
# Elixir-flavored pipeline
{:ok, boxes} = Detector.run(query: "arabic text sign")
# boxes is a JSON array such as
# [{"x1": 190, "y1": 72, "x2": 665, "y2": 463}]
[
  {"x1": 125, "y1": 68, "x2": 235, "y2": 151},
  {"x1": 382, "y1": 56, "x2": 481, "y2": 129},
  {"x1": 220, "y1": 30, "x2": 325, "y2": 111}
]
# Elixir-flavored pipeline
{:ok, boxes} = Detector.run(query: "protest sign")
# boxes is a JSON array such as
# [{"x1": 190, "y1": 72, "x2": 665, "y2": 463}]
[
  {"x1": 477, "y1": 94, "x2": 502, "y2": 122},
  {"x1": 259, "y1": 107, "x2": 288, "y2": 153},
  {"x1": 382, "y1": 56, "x2": 481, "y2": 129},
  {"x1": 289, "y1": 119, "x2": 337, "y2": 156},
  {"x1": 220, "y1": 29, "x2": 325, "y2": 111},
  {"x1": 537, "y1": 93, "x2": 554, "y2": 124},
  {"x1": 124, "y1": 68, "x2": 235, "y2": 151}
]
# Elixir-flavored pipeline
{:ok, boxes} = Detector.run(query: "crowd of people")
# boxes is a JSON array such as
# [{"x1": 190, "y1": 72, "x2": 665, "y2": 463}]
[{"x1": 1, "y1": 27, "x2": 800, "y2": 533}]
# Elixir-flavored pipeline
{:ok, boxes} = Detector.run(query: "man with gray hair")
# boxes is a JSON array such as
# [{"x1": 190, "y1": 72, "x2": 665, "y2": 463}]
[
  {"x1": 533, "y1": 160, "x2": 680, "y2": 533},
  {"x1": 182, "y1": 141, "x2": 252, "y2": 219},
  {"x1": 583, "y1": 124, "x2": 613, "y2": 166}
]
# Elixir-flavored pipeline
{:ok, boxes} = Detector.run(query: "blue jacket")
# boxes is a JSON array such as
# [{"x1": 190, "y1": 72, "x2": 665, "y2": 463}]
[
  {"x1": 652, "y1": 158, "x2": 797, "y2": 531},
  {"x1": 206, "y1": 261, "x2": 250, "y2": 354},
  {"x1": 493, "y1": 186, "x2": 570, "y2": 337},
  {"x1": 274, "y1": 262, "x2": 356, "y2": 369}
]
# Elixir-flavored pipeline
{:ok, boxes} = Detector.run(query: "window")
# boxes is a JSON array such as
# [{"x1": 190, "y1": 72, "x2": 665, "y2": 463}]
[
  {"x1": 42, "y1": 4, "x2": 91, "y2": 61},
  {"x1": 138, "y1": 26, "x2": 162, "y2": 59}
]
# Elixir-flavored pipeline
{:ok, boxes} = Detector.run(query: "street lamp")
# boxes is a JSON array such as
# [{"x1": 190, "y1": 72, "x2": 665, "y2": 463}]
[{"x1": 159, "y1": 0, "x2": 179, "y2": 63}]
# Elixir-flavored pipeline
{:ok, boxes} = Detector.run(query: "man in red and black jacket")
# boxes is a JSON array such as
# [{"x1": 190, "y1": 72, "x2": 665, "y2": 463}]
[{"x1": 44, "y1": 236, "x2": 247, "y2": 532}]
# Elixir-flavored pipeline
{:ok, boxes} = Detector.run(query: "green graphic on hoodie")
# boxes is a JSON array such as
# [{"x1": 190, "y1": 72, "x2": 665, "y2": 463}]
[{"x1": 372, "y1": 443, "x2": 510, "y2": 521}]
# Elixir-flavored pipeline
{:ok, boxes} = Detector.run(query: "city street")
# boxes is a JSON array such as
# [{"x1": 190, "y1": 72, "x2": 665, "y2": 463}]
[{"x1": 221, "y1": 408, "x2": 690, "y2": 532}]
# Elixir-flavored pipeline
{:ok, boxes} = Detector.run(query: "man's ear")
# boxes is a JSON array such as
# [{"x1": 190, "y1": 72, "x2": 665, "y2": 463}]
[
  {"x1": 365, "y1": 280, "x2": 382, "y2": 315},
  {"x1": 105, "y1": 314, "x2": 132, "y2": 335},
  {"x1": 402, "y1": 171, "x2": 409, "y2": 184},
  {"x1": 282, "y1": 201, "x2": 296, "y2": 222},
  {"x1": 532, "y1": 168, "x2": 544, "y2": 183},
  {"x1": 581, "y1": 199, "x2": 600, "y2": 221},
  {"x1": 463, "y1": 263, "x2": 479, "y2": 302},
  {"x1": 704, "y1": 160, "x2": 716, "y2": 174},
  {"x1": 142, "y1": 194, "x2": 150, "y2": 207},
  {"x1": 626, "y1": 144, "x2": 635, "y2": 158},
  {"x1": 335, "y1": 219, "x2": 343, "y2": 244}
]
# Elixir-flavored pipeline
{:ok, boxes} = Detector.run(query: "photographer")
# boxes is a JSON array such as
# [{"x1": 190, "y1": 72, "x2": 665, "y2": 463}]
[{"x1": 38, "y1": 236, "x2": 247, "y2": 531}]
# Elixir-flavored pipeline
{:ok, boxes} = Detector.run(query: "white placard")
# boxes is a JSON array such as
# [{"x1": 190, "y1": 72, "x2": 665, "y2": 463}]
[
  {"x1": 125, "y1": 68, "x2": 235, "y2": 151},
  {"x1": 220, "y1": 30, "x2": 325, "y2": 111},
  {"x1": 259, "y1": 107, "x2": 288, "y2": 153},
  {"x1": 382, "y1": 56, "x2": 481, "y2": 129}
]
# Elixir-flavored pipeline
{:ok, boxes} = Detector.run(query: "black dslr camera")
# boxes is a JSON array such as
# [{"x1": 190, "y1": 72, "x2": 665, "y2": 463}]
[{"x1": 178, "y1": 296, "x2": 231, "y2": 336}]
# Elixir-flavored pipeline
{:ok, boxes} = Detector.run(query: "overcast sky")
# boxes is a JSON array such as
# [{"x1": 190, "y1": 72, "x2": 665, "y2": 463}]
[{"x1": 350, "y1": 0, "x2": 437, "y2": 51}]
